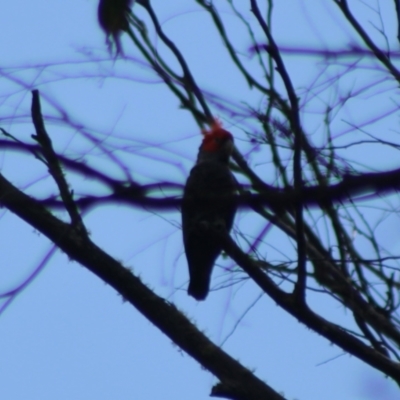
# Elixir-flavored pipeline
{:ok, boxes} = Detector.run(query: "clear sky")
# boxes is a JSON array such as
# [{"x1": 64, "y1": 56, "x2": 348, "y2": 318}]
[{"x1": 0, "y1": 1, "x2": 399, "y2": 399}]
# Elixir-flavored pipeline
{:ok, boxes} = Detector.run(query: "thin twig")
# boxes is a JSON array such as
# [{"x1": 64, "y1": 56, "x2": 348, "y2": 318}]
[
  {"x1": 31, "y1": 90, "x2": 86, "y2": 233},
  {"x1": 141, "y1": 1, "x2": 213, "y2": 123},
  {"x1": 335, "y1": 0, "x2": 400, "y2": 83}
]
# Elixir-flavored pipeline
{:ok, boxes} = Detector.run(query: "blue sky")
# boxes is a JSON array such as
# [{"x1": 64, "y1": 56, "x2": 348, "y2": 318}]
[{"x1": 0, "y1": 1, "x2": 399, "y2": 399}]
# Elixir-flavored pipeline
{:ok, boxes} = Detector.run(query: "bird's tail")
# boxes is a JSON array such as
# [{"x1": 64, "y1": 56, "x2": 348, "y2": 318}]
[
  {"x1": 188, "y1": 271, "x2": 211, "y2": 301},
  {"x1": 185, "y1": 238, "x2": 220, "y2": 301}
]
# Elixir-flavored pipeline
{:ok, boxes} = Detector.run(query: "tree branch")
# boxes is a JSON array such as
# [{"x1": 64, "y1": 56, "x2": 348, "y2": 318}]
[
  {"x1": 215, "y1": 230, "x2": 400, "y2": 385},
  {"x1": 30, "y1": 90, "x2": 86, "y2": 233},
  {"x1": 334, "y1": 0, "x2": 400, "y2": 82},
  {"x1": 0, "y1": 173, "x2": 287, "y2": 400}
]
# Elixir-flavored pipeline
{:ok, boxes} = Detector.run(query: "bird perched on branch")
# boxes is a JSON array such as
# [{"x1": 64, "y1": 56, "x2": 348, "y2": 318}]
[
  {"x1": 182, "y1": 120, "x2": 238, "y2": 300},
  {"x1": 97, "y1": 0, "x2": 133, "y2": 55}
]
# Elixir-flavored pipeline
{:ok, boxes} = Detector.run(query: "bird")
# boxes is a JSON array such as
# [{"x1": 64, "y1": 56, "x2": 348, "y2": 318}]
[
  {"x1": 182, "y1": 119, "x2": 237, "y2": 300},
  {"x1": 97, "y1": 0, "x2": 133, "y2": 55}
]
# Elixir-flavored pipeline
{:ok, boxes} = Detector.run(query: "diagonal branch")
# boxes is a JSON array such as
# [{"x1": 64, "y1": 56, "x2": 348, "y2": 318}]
[
  {"x1": 215, "y1": 229, "x2": 400, "y2": 385},
  {"x1": 334, "y1": 0, "x2": 400, "y2": 83},
  {"x1": 0, "y1": 173, "x2": 286, "y2": 400},
  {"x1": 139, "y1": 0, "x2": 213, "y2": 123}
]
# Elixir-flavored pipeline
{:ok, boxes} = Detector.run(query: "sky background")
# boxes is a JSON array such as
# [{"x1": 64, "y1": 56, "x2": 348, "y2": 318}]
[{"x1": 0, "y1": 1, "x2": 399, "y2": 399}]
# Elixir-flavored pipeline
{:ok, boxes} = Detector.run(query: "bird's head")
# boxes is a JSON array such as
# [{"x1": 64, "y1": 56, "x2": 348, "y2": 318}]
[{"x1": 197, "y1": 119, "x2": 234, "y2": 163}]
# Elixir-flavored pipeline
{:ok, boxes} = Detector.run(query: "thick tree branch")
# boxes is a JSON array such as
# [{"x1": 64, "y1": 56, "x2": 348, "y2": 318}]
[
  {"x1": 0, "y1": 173, "x2": 286, "y2": 400},
  {"x1": 3, "y1": 137, "x2": 400, "y2": 211},
  {"x1": 33, "y1": 166, "x2": 400, "y2": 216}
]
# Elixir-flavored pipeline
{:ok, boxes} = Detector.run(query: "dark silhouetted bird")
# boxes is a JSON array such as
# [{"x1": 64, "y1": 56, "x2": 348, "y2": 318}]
[{"x1": 182, "y1": 119, "x2": 237, "y2": 300}]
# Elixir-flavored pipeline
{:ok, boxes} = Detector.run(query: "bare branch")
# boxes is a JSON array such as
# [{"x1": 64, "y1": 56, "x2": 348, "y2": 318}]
[
  {"x1": 30, "y1": 90, "x2": 86, "y2": 232},
  {"x1": 335, "y1": 0, "x2": 400, "y2": 82},
  {"x1": 0, "y1": 173, "x2": 287, "y2": 400}
]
